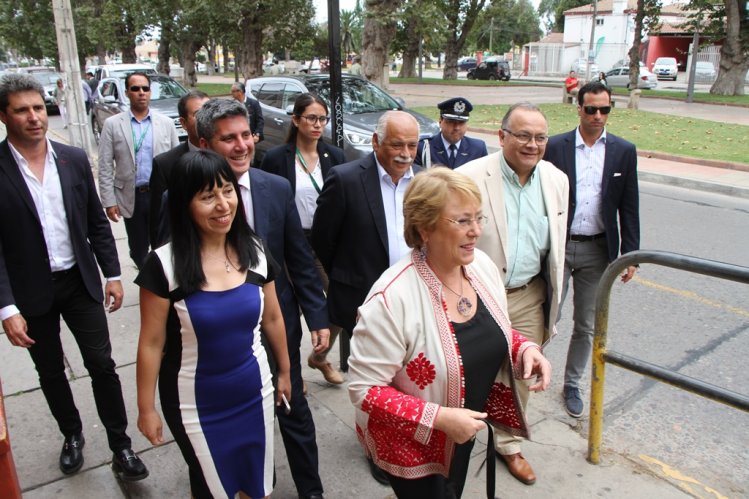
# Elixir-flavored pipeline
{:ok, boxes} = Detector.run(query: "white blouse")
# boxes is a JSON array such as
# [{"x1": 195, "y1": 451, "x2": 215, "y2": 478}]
[{"x1": 294, "y1": 156, "x2": 324, "y2": 230}]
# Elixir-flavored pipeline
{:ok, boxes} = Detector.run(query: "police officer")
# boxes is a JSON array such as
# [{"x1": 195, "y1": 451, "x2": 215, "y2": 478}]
[{"x1": 415, "y1": 97, "x2": 488, "y2": 169}]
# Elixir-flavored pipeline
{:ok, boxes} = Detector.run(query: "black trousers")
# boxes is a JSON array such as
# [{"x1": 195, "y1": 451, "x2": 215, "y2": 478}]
[
  {"x1": 386, "y1": 439, "x2": 475, "y2": 499},
  {"x1": 123, "y1": 188, "x2": 151, "y2": 269},
  {"x1": 26, "y1": 266, "x2": 131, "y2": 452}
]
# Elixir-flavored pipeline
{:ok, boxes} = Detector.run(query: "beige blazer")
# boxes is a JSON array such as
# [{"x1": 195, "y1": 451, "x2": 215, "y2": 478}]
[
  {"x1": 97, "y1": 110, "x2": 179, "y2": 217},
  {"x1": 458, "y1": 151, "x2": 569, "y2": 345}
]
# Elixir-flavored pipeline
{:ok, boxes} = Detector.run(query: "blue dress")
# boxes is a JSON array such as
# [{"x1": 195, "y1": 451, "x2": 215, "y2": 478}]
[{"x1": 136, "y1": 242, "x2": 276, "y2": 498}]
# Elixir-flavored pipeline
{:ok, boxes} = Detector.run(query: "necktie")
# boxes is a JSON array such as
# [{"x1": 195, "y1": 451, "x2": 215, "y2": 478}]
[{"x1": 448, "y1": 144, "x2": 457, "y2": 168}]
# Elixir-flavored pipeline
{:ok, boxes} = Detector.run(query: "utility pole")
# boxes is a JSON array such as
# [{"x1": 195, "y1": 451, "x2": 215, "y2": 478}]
[
  {"x1": 587, "y1": 0, "x2": 598, "y2": 81},
  {"x1": 52, "y1": 0, "x2": 94, "y2": 158},
  {"x1": 489, "y1": 18, "x2": 494, "y2": 54}
]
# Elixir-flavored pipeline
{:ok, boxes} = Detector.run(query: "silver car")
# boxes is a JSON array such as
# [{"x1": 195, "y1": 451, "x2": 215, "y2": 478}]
[
  {"x1": 605, "y1": 66, "x2": 658, "y2": 90},
  {"x1": 694, "y1": 61, "x2": 716, "y2": 82},
  {"x1": 246, "y1": 75, "x2": 440, "y2": 162},
  {"x1": 91, "y1": 74, "x2": 188, "y2": 143}
]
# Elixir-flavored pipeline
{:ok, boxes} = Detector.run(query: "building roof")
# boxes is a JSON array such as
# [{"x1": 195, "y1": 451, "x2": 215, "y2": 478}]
[
  {"x1": 564, "y1": 0, "x2": 691, "y2": 16},
  {"x1": 539, "y1": 32, "x2": 565, "y2": 43}
]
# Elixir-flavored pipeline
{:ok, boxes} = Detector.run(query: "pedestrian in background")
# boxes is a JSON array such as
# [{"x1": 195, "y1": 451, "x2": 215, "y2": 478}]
[
  {"x1": 54, "y1": 78, "x2": 67, "y2": 128},
  {"x1": 260, "y1": 93, "x2": 346, "y2": 385}
]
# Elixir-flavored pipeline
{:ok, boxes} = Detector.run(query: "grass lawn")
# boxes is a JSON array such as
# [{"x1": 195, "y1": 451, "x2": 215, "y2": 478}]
[
  {"x1": 413, "y1": 104, "x2": 749, "y2": 165},
  {"x1": 195, "y1": 82, "x2": 233, "y2": 96}
]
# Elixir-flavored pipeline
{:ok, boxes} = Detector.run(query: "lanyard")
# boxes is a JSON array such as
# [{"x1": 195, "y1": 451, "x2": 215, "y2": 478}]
[
  {"x1": 295, "y1": 148, "x2": 321, "y2": 194},
  {"x1": 131, "y1": 119, "x2": 151, "y2": 157}
]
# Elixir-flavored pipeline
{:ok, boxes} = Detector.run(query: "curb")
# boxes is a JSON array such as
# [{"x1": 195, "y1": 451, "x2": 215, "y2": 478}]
[{"x1": 638, "y1": 171, "x2": 749, "y2": 199}]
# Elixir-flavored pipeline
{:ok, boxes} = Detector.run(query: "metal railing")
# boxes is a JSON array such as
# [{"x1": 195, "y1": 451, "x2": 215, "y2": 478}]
[{"x1": 588, "y1": 250, "x2": 749, "y2": 464}]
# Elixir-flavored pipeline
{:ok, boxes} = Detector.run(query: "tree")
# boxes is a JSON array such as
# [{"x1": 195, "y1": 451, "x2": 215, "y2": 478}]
[
  {"x1": 686, "y1": 0, "x2": 749, "y2": 96},
  {"x1": 467, "y1": 0, "x2": 542, "y2": 55},
  {"x1": 0, "y1": 0, "x2": 59, "y2": 65},
  {"x1": 361, "y1": 0, "x2": 402, "y2": 84},
  {"x1": 627, "y1": 0, "x2": 661, "y2": 93},
  {"x1": 390, "y1": 0, "x2": 443, "y2": 78},
  {"x1": 439, "y1": 0, "x2": 488, "y2": 80},
  {"x1": 340, "y1": 7, "x2": 364, "y2": 56}
]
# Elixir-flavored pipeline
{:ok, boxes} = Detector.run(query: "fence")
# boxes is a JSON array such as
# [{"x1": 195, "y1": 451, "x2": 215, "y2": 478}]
[{"x1": 587, "y1": 250, "x2": 749, "y2": 464}]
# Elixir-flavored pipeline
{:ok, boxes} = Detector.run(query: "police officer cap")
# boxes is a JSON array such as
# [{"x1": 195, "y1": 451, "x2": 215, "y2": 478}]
[{"x1": 438, "y1": 97, "x2": 473, "y2": 121}]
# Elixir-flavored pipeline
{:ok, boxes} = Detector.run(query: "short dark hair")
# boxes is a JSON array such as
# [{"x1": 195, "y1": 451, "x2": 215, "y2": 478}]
[
  {"x1": 196, "y1": 98, "x2": 248, "y2": 142},
  {"x1": 577, "y1": 81, "x2": 611, "y2": 106},
  {"x1": 230, "y1": 82, "x2": 245, "y2": 94},
  {"x1": 168, "y1": 150, "x2": 260, "y2": 294},
  {"x1": 285, "y1": 93, "x2": 328, "y2": 144},
  {"x1": 0, "y1": 73, "x2": 45, "y2": 112},
  {"x1": 125, "y1": 71, "x2": 151, "y2": 89},
  {"x1": 177, "y1": 90, "x2": 209, "y2": 119}
]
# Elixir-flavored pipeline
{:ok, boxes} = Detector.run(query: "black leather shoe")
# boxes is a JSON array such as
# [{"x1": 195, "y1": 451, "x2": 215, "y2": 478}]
[
  {"x1": 367, "y1": 457, "x2": 390, "y2": 485},
  {"x1": 111, "y1": 448, "x2": 149, "y2": 481},
  {"x1": 59, "y1": 433, "x2": 85, "y2": 474},
  {"x1": 299, "y1": 495, "x2": 325, "y2": 499}
]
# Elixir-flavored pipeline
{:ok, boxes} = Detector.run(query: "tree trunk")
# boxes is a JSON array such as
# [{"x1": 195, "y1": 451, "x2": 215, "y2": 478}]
[
  {"x1": 710, "y1": 0, "x2": 748, "y2": 96},
  {"x1": 181, "y1": 40, "x2": 202, "y2": 87},
  {"x1": 398, "y1": 19, "x2": 419, "y2": 78},
  {"x1": 442, "y1": 0, "x2": 486, "y2": 80},
  {"x1": 239, "y1": 26, "x2": 264, "y2": 80},
  {"x1": 628, "y1": 0, "x2": 646, "y2": 91},
  {"x1": 443, "y1": 46, "x2": 461, "y2": 80},
  {"x1": 223, "y1": 46, "x2": 230, "y2": 73},
  {"x1": 158, "y1": 23, "x2": 172, "y2": 75},
  {"x1": 207, "y1": 41, "x2": 216, "y2": 75},
  {"x1": 362, "y1": 0, "x2": 400, "y2": 85}
]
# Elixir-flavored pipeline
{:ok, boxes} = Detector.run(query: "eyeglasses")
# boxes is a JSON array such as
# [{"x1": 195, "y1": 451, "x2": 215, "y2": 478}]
[
  {"x1": 128, "y1": 85, "x2": 151, "y2": 93},
  {"x1": 299, "y1": 114, "x2": 330, "y2": 125},
  {"x1": 582, "y1": 105, "x2": 611, "y2": 115},
  {"x1": 502, "y1": 129, "x2": 549, "y2": 145},
  {"x1": 443, "y1": 215, "x2": 488, "y2": 229}
]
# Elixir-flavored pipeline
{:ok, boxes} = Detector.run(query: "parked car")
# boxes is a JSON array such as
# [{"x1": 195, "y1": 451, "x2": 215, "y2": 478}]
[
  {"x1": 570, "y1": 58, "x2": 599, "y2": 76},
  {"x1": 466, "y1": 58, "x2": 511, "y2": 81},
  {"x1": 457, "y1": 57, "x2": 477, "y2": 72},
  {"x1": 605, "y1": 65, "x2": 658, "y2": 89},
  {"x1": 91, "y1": 74, "x2": 188, "y2": 143},
  {"x1": 92, "y1": 64, "x2": 157, "y2": 81},
  {"x1": 300, "y1": 59, "x2": 321, "y2": 74},
  {"x1": 694, "y1": 61, "x2": 716, "y2": 82},
  {"x1": 245, "y1": 74, "x2": 439, "y2": 162},
  {"x1": 30, "y1": 71, "x2": 63, "y2": 113},
  {"x1": 652, "y1": 57, "x2": 678, "y2": 81}
]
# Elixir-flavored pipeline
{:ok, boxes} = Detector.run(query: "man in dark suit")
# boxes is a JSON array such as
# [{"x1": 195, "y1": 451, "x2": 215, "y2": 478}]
[
  {"x1": 415, "y1": 97, "x2": 487, "y2": 169},
  {"x1": 148, "y1": 90, "x2": 209, "y2": 247},
  {"x1": 310, "y1": 111, "x2": 421, "y2": 484},
  {"x1": 196, "y1": 98, "x2": 329, "y2": 499},
  {"x1": 0, "y1": 73, "x2": 148, "y2": 481},
  {"x1": 543, "y1": 81, "x2": 640, "y2": 418},
  {"x1": 231, "y1": 82, "x2": 264, "y2": 144}
]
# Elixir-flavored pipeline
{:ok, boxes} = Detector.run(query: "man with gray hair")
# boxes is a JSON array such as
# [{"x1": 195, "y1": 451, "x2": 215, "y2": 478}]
[
  {"x1": 230, "y1": 81, "x2": 264, "y2": 144},
  {"x1": 196, "y1": 98, "x2": 330, "y2": 499},
  {"x1": 310, "y1": 110, "x2": 421, "y2": 485},
  {"x1": 0, "y1": 73, "x2": 148, "y2": 481},
  {"x1": 458, "y1": 102, "x2": 569, "y2": 485}
]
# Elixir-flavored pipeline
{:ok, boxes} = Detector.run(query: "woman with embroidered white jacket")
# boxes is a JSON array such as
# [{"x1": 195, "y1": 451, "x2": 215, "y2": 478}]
[{"x1": 348, "y1": 168, "x2": 551, "y2": 498}]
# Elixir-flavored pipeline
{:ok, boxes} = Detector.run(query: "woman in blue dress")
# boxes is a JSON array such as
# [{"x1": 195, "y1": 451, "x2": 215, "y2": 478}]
[{"x1": 135, "y1": 150, "x2": 291, "y2": 498}]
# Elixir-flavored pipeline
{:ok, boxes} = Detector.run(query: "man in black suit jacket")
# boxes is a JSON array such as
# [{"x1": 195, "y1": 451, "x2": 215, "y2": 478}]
[
  {"x1": 0, "y1": 74, "x2": 147, "y2": 480},
  {"x1": 231, "y1": 82, "x2": 264, "y2": 143},
  {"x1": 196, "y1": 98, "x2": 329, "y2": 499},
  {"x1": 543, "y1": 81, "x2": 640, "y2": 418},
  {"x1": 148, "y1": 90, "x2": 209, "y2": 247},
  {"x1": 311, "y1": 110, "x2": 422, "y2": 338}
]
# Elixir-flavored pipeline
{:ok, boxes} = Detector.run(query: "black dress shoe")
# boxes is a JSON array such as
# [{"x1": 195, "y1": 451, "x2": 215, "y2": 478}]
[
  {"x1": 299, "y1": 495, "x2": 325, "y2": 499},
  {"x1": 111, "y1": 448, "x2": 149, "y2": 481},
  {"x1": 59, "y1": 433, "x2": 85, "y2": 474},
  {"x1": 367, "y1": 457, "x2": 390, "y2": 485}
]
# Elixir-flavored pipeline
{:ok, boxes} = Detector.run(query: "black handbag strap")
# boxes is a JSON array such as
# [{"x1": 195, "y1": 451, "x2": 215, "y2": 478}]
[{"x1": 483, "y1": 420, "x2": 496, "y2": 499}]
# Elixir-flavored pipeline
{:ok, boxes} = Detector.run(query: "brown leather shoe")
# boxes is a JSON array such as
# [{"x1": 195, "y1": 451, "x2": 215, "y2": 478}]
[
  {"x1": 499, "y1": 452, "x2": 536, "y2": 485},
  {"x1": 308, "y1": 355, "x2": 344, "y2": 384}
]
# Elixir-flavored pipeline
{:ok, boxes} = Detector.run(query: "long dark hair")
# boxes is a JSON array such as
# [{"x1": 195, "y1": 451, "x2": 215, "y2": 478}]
[
  {"x1": 285, "y1": 93, "x2": 329, "y2": 144},
  {"x1": 168, "y1": 150, "x2": 260, "y2": 294}
]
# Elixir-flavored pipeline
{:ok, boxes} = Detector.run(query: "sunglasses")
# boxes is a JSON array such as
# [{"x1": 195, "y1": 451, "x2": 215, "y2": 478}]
[
  {"x1": 582, "y1": 105, "x2": 611, "y2": 115},
  {"x1": 129, "y1": 85, "x2": 151, "y2": 93}
]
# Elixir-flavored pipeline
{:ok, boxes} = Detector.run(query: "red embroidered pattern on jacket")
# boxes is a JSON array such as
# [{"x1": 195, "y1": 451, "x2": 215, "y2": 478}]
[
  {"x1": 406, "y1": 353, "x2": 437, "y2": 389},
  {"x1": 510, "y1": 328, "x2": 527, "y2": 364},
  {"x1": 484, "y1": 382, "x2": 522, "y2": 430}
]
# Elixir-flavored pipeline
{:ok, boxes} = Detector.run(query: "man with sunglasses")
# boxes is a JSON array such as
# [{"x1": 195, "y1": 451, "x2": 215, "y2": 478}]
[
  {"x1": 543, "y1": 81, "x2": 640, "y2": 419},
  {"x1": 458, "y1": 102, "x2": 569, "y2": 485},
  {"x1": 98, "y1": 71, "x2": 179, "y2": 269}
]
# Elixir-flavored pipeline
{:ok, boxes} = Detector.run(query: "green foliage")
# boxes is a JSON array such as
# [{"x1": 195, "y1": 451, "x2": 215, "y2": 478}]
[
  {"x1": 0, "y1": 0, "x2": 58, "y2": 64},
  {"x1": 466, "y1": 0, "x2": 542, "y2": 54}
]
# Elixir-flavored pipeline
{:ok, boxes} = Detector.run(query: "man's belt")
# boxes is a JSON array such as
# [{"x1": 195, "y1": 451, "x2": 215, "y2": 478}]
[{"x1": 568, "y1": 232, "x2": 605, "y2": 242}]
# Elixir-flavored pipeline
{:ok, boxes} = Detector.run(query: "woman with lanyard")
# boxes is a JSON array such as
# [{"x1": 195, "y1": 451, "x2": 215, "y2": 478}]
[{"x1": 260, "y1": 93, "x2": 346, "y2": 385}]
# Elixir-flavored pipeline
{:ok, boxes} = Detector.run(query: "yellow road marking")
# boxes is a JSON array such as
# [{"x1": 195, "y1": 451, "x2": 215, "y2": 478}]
[
  {"x1": 634, "y1": 276, "x2": 749, "y2": 319},
  {"x1": 639, "y1": 454, "x2": 729, "y2": 499}
]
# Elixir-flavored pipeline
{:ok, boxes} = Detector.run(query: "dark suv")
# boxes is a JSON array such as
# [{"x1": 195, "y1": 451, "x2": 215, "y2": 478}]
[{"x1": 467, "y1": 58, "x2": 511, "y2": 81}]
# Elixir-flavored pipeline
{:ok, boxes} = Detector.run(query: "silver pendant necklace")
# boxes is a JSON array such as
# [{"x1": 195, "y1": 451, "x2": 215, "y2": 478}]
[{"x1": 442, "y1": 276, "x2": 473, "y2": 318}]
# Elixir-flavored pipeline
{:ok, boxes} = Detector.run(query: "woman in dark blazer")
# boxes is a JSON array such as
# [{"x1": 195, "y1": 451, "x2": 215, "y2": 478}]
[{"x1": 260, "y1": 93, "x2": 346, "y2": 385}]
